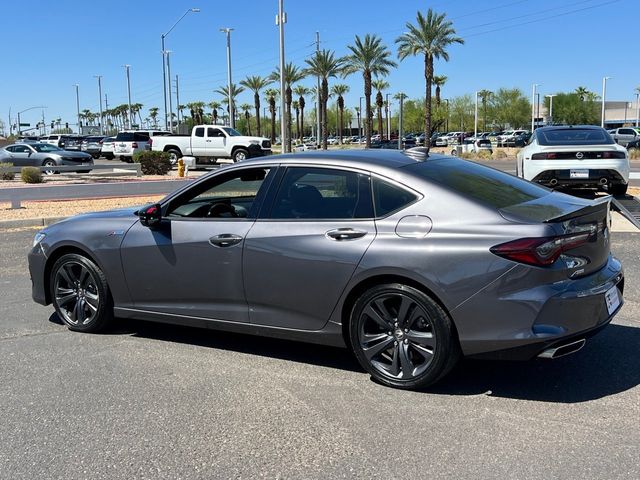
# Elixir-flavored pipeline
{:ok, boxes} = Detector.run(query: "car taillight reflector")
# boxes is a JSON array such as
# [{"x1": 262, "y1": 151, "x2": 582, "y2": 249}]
[
  {"x1": 602, "y1": 151, "x2": 625, "y2": 159},
  {"x1": 531, "y1": 152, "x2": 557, "y2": 160},
  {"x1": 132, "y1": 142, "x2": 138, "y2": 148},
  {"x1": 490, "y1": 233, "x2": 591, "y2": 267}
]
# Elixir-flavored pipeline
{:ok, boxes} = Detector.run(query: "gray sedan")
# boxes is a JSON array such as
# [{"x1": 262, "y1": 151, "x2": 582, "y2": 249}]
[
  {"x1": 2, "y1": 142, "x2": 93, "y2": 174},
  {"x1": 27, "y1": 150, "x2": 624, "y2": 389}
]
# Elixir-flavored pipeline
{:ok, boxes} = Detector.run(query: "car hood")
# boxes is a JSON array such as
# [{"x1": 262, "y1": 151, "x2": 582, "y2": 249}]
[{"x1": 235, "y1": 136, "x2": 270, "y2": 144}]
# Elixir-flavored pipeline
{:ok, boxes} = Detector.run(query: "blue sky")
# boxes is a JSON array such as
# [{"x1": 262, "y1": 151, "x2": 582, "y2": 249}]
[{"x1": 3, "y1": 0, "x2": 638, "y2": 131}]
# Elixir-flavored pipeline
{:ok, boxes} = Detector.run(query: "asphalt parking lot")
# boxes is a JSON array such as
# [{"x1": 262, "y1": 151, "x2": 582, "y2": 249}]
[{"x1": 1, "y1": 227, "x2": 639, "y2": 479}]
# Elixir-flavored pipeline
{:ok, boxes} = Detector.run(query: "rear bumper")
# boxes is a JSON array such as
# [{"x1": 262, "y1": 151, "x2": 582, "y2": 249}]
[
  {"x1": 532, "y1": 169, "x2": 627, "y2": 187},
  {"x1": 454, "y1": 255, "x2": 624, "y2": 360}
]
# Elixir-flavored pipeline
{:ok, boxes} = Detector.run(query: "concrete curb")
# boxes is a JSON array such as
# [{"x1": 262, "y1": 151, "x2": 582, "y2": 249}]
[{"x1": 0, "y1": 216, "x2": 67, "y2": 229}]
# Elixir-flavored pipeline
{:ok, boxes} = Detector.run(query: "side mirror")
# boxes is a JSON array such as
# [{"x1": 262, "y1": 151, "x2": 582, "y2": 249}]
[{"x1": 139, "y1": 203, "x2": 162, "y2": 227}]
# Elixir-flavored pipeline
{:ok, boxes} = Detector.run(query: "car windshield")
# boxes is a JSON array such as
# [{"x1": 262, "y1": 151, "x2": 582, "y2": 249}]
[
  {"x1": 32, "y1": 144, "x2": 62, "y2": 152},
  {"x1": 222, "y1": 127, "x2": 242, "y2": 137},
  {"x1": 537, "y1": 128, "x2": 614, "y2": 145}
]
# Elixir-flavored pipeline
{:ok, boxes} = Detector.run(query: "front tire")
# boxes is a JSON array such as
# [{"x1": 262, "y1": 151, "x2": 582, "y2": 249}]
[
  {"x1": 349, "y1": 283, "x2": 459, "y2": 390},
  {"x1": 232, "y1": 148, "x2": 249, "y2": 162},
  {"x1": 50, "y1": 253, "x2": 114, "y2": 333}
]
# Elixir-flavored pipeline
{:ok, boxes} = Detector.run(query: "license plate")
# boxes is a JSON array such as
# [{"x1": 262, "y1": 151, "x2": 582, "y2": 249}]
[
  {"x1": 570, "y1": 169, "x2": 589, "y2": 179},
  {"x1": 605, "y1": 285, "x2": 620, "y2": 314}
]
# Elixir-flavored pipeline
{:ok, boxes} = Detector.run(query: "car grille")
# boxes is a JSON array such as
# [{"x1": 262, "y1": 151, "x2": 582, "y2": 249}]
[{"x1": 262, "y1": 140, "x2": 272, "y2": 149}]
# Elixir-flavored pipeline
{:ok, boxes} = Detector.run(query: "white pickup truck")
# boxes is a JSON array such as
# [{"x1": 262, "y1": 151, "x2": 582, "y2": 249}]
[{"x1": 149, "y1": 125, "x2": 272, "y2": 164}]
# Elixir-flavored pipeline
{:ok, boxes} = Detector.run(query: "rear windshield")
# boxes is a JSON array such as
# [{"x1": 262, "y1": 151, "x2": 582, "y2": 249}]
[
  {"x1": 477, "y1": 139, "x2": 492, "y2": 146},
  {"x1": 115, "y1": 132, "x2": 149, "y2": 141},
  {"x1": 537, "y1": 128, "x2": 614, "y2": 145},
  {"x1": 405, "y1": 158, "x2": 550, "y2": 210}
]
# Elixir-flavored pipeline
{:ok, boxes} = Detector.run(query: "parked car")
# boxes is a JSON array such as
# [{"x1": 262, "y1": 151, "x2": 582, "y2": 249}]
[
  {"x1": 609, "y1": 127, "x2": 640, "y2": 147},
  {"x1": 451, "y1": 138, "x2": 493, "y2": 156},
  {"x1": 40, "y1": 134, "x2": 65, "y2": 147},
  {"x1": 114, "y1": 130, "x2": 171, "y2": 162},
  {"x1": 327, "y1": 137, "x2": 339, "y2": 145},
  {"x1": 100, "y1": 136, "x2": 116, "y2": 160},
  {"x1": 498, "y1": 130, "x2": 528, "y2": 147},
  {"x1": 503, "y1": 131, "x2": 532, "y2": 148},
  {"x1": 81, "y1": 136, "x2": 106, "y2": 159},
  {"x1": 293, "y1": 143, "x2": 318, "y2": 152},
  {"x1": 28, "y1": 150, "x2": 624, "y2": 390},
  {"x1": 2, "y1": 143, "x2": 93, "y2": 174},
  {"x1": 516, "y1": 125, "x2": 629, "y2": 195},
  {"x1": 150, "y1": 125, "x2": 272, "y2": 165}
]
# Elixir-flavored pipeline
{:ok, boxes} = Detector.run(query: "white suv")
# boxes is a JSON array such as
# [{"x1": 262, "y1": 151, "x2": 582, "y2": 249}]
[
  {"x1": 113, "y1": 130, "x2": 171, "y2": 162},
  {"x1": 517, "y1": 126, "x2": 629, "y2": 195}
]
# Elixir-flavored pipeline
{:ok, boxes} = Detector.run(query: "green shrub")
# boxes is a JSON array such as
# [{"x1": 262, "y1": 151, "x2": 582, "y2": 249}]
[
  {"x1": 21, "y1": 167, "x2": 43, "y2": 184},
  {"x1": 133, "y1": 151, "x2": 172, "y2": 175},
  {"x1": 0, "y1": 162, "x2": 15, "y2": 181}
]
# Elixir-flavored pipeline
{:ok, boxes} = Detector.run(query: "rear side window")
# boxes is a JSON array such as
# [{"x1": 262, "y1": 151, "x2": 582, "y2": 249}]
[
  {"x1": 133, "y1": 132, "x2": 149, "y2": 141},
  {"x1": 373, "y1": 178, "x2": 418, "y2": 217},
  {"x1": 406, "y1": 159, "x2": 549, "y2": 210},
  {"x1": 537, "y1": 128, "x2": 614, "y2": 145},
  {"x1": 478, "y1": 139, "x2": 492, "y2": 146},
  {"x1": 115, "y1": 132, "x2": 134, "y2": 141}
]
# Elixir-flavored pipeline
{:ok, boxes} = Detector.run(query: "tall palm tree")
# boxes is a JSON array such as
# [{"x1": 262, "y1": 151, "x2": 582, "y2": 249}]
[
  {"x1": 240, "y1": 103, "x2": 252, "y2": 135},
  {"x1": 343, "y1": 34, "x2": 397, "y2": 148},
  {"x1": 270, "y1": 63, "x2": 306, "y2": 151},
  {"x1": 208, "y1": 101, "x2": 221, "y2": 124},
  {"x1": 149, "y1": 107, "x2": 159, "y2": 128},
  {"x1": 396, "y1": 9, "x2": 464, "y2": 147},
  {"x1": 264, "y1": 88, "x2": 279, "y2": 144},
  {"x1": 131, "y1": 103, "x2": 144, "y2": 127},
  {"x1": 575, "y1": 86, "x2": 590, "y2": 101},
  {"x1": 292, "y1": 100, "x2": 300, "y2": 140},
  {"x1": 372, "y1": 78, "x2": 389, "y2": 140},
  {"x1": 240, "y1": 75, "x2": 271, "y2": 137},
  {"x1": 293, "y1": 85, "x2": 310, "y2": 140},
  {"x1": 304, "y1": 49, "x2": 344, "y2": 150},
  {"x1": 478, "y1": 89, "x2": 492, "y2": 131},
  {"x1": 433, "y1": 75, "x2": 447, "y2": 105},
  {"x1": 331, "y1": 84, "x2": 350, "y2": 144},
  {"x1": 215, "y1": 83, "x2": 245, "y2": 125}
]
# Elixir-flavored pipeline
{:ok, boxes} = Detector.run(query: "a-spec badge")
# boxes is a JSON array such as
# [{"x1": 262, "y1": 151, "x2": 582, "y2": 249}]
[{"x1": 107, "y1": 230, "x2": 125, "y2": 237}]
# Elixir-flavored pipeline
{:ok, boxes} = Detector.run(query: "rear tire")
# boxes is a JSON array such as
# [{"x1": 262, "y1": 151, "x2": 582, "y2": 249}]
[
  {"x1": 349, "y1": 283, "x2": 459, "y2": 390},
  {"x1": 42, "y1": 159, "x2": 57, "y2": 175},
  {"x1": 167, "y1": 149, "x2": 181, "y2": 166},
  {"x1": 50, "y1": 253, "x2": 114, "y2": 333}
]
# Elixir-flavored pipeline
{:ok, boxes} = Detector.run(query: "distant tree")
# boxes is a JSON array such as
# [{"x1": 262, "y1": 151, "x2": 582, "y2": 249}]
[
  {"x1": 240, "y1": 103, "x2": 252, "y2": 135},
  {"x1": 149, "y1": 107, "x2": 159, "y2": 128},
  {"x1": 372, "y1": 79, "x2": 389, "y2": 139},
  {"x1": 545, "y1": 92, "x2": 599, "y2": 125},
  {"x1": 293, "y1": 85, "x2": 310, "y2": 140},
  {"x1": 433, "y1": 75, "x2": 447, "y2": 105},
  {"x1": 575, "y1": 86, "x2": 590, "y2": 101},
  {"x1": 270, "y1": 63, "x2": 305, "y2": 151},
  {"x1": 477, "y1": 89, "x2": 492, "y2": 131},
  {"x1": 215, "y1": 84, "x2": 245, "y2": 124},
  {"x1": 240, "y1": 75, "x2": 271, "y2": 136},
  {"x1": 331, "y1": 84, "x2": 350, "y2": 144},
  {"x1": 264, "y1": 88, "x2": 279, "y2": 143},
  {"x1": 489, "y1": 88, "x2": 530, "y2": 130},
  {"x1": 208, "y1": 101, "x2": 221, "y2": 124}
]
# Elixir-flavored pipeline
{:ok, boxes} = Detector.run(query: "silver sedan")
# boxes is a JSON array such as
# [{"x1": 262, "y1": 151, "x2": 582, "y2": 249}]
[{"x1": 2, "y1": 143, "x2": 94, "y2": 174}]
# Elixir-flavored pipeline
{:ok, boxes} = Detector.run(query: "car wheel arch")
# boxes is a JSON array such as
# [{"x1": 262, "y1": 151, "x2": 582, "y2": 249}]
[
  {"x1": 43, "y1": 244, "x2": 106, "y2": 305},
  {"x1": 338, "y1": 273, "x2": 458, "y2": 351}
]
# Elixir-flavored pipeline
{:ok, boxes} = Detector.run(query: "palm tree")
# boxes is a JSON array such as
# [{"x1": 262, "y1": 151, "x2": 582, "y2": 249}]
[
  {"x1": 177, "y1": 105, "x2": 186, "y2": 125},
  {"x1": 239, "y1": 103, "x2": 252, "y2": 135},
  {"x1": 270, "y1": 63, "x2": 306, "y2": 152},
  {"x1": 187, "y1": 101, "x2": 205, "y2": 124},
  {"x1": 293, "y1": 85, "x2": 310, "y2": 140},
  {"x1": 343, "y1": 34, "x2": 397, "y2": 148},
  {"x1": 149, "y1": 107, "x2": 159, "y2": 128},
  {"x1": 292, "y1": 100, "x2": 300, "y2": 140},
  {"x1": 575, "y1": 86, "x2": 590, "y2": 101},
  {"x1": 372, "y1": 79, "x2": 389, "y2": 140},
  {"x1": 215, "y1": 84, "x2": 245, "y2": 125},
  {"x1": 396, "y1": 9, "x2": 464, "y2": 147},
  {"x1": 478, "y1": 89, "x2": 492, "y2": 131},
  {"x1": 131, "y1": 103, "x2": 144, "y2": 127},
  {"x1": 433, "y1": 75, "x2": 447, "y2": 105},
  {"x1": 240, "y1": 75, "x2": 271, "y2": 137},
  {"x1": 264, "y1": 88, "x2": 279, "y2": 143},
  {"x1": 331, "y1": 84, "x2": 350, "y2": 144},
  {"x1": 304, "y1": 49, "x2": 344, "y2": 150},
  {"x1": 208, "y1": 101, "x2": 221, "y2": 124}
]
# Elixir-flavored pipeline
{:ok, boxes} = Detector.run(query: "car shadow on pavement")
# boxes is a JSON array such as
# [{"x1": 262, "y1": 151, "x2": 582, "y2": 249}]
[{"x1": 430, "y1": 324, "x2": 640, "y2": 403}]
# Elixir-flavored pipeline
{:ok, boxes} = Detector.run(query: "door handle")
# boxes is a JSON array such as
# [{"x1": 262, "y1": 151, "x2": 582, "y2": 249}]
[
  {"x1": 209, "y1": 233, "x2": 243, "y2": 247},
  {"x1": 326, "y1": 228, "x2": 367, "y2": 241}
]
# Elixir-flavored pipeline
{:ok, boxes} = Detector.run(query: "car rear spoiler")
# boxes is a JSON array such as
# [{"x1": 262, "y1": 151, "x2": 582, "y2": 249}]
[
  {"x1": 499, "y1": 192, "x2": 611, "y2": 224},
  {"x1": 542, "y1": 195, "x2": 611, "y2": 223}
]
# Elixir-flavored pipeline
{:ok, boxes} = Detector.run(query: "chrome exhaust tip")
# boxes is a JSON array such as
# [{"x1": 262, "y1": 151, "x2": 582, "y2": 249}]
[
  {"x1": 599, "y1": 177, "x2": 608, "y2": 185},
  {"x1": 549, "y1": 178, "x2": 558, "y2": 186},
  {"x1": 538, "y1": 339, "x2": 586, "y2": 359}
]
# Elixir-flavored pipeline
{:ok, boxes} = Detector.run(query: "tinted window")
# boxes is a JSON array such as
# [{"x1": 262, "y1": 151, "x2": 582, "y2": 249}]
[
  {"x1": 477, "y1": 139, "x2": 492, "y2": 146},
  {"x1": 115, "y1": 132, "x2": 134, "y2": 141},
  {"x1": 406, "y1": 158, "x2": 550, "y2": 210},
  {"x1": 619, "y1": 129, "x2": 635, "y2": 135},
  {"x1": 207, "y1": 128, "x2": 222, "y2": 137},
  {"x1": 33, "y1": 144, "x2": 62, "y2": 152},
  {"x1": 195, "y1": 127, "x2": 205, "y2": 138},
  {"x1": 373, "y1": 178, "x2": 418, "y2": 217},
  {"x1": 537, "y1": 128, "x2": 614, "y2": 145},
  {"x1": 270, "y1": 167, "x2": 373, "y2": 219},
  {"x1": 133, "y1": 132, "x2": 149, "y2": 141}
]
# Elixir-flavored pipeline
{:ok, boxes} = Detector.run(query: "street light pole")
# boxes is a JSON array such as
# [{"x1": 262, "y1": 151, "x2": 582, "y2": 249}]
[
  {"x1": 164, "y1": 51, "x2": 173, "y2": 130},
  {"x1": 73, "y1": 84, "x2": 80, "y2": 134},
  {"x1": 162, "y1": 8, "x2": 200, "y2": 132},
  {"x1": 635, "y1": 92, "x2": 639, "y2": 128},
  {"x1": 385, "y1": 93, "x2": 391, "y2": 140},
  {"x1": 474, "y1": 91, "x2": 479, "y2": 139},
  {"x1": 315, "y1": 31, "x2": 321, "y2": 148},
  {"x1": 276, "y1": 1, "x2": 287, "y2": 151},
  {"x1": 546, "y1": 94, "x2": 557, "y2": 125},
  {"x1": 531, "y1": 83, "x2": 540, "y2": 132},
  {"x1": 220, "y1": 28, "x2": 235, "y2": 129},
  {"x1": 124, "y1": 65, "x2": 132, "y2": 129},
  {"x1": 601, "y1": 77, "x2": 611, "y2": 128},
  {"x1": 397, "y1": 93, "x2": 405, "y2": 150},
  {"x1": 175, "y1": 75, "x2": 181, "y2": 132},
  {"x1": 16, "y1": 106, "x2": 46, "y2": 136},
  {"x1": 94, "y1": 75, "x2": 103, "y2": 134}
]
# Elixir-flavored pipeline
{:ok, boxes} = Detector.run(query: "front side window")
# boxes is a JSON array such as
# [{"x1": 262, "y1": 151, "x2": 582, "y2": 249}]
[
  {"x1": 33, "y1": 144, "x2": 61, "y2": 152},
  {"x1": 270, "y1": 167, "x2": 373, "y2": 219},
  {"x1": 194, "y1": 127, "x2": 205, "y2": 138},
  {"x1": 166, "y1": 167, "x2": 272, "y2": 219}
]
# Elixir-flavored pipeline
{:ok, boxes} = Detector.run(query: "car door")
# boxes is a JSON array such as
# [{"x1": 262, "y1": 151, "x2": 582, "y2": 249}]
[
  {"x1": 243, "y1": 165, "x2": 377, "y2": 330},
  {"x1": 6, "y1": 145, "x2": 32, "y2": 166},
  {"x1": 190, "y1": 127, "x2": 207, "y2": 156},
  {"x1": 207, "y1": 127, "x2": 227, "y2": 157},
  {"x1": 120, "y1": 165, "x2": 275, "y2": 322}
]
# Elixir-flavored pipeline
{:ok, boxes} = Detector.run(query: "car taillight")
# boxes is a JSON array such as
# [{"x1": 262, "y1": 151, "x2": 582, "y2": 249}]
[
  {"x1": 99, "y1": 140, "x2": 103, "y2": 144},
  {"x1": 490, "y1": 233, "x2": 591, "y2": 267},
  {"x1": 132, "y1": 142, "x2": 138, "y2": 148},
  {"x1": 531, "y1": 153, "x2": 557, "y2": 160},
  {"x1": 148, "y1": 137, "x2": 153, "y2": 147},
  {"x1": 602, "y1": 151, "x2": 625, "y2": 159}
]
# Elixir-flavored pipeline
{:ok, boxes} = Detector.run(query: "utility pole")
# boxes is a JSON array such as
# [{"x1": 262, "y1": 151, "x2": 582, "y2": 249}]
[
  {"x1": 275, "y1": 3, "x2": 287, "y2": 151},
  {"x1": 124, "y1": 65, "x2": 132, "y2": 129},
  {"x1": 315, "y1": 31, "x2": 321, "y2": 148},
  {"x1": 385, "y1": 93, "x2": 391, "y2": 140},
  {"x1": 220, "y1": 28, "x2": 235, "y2": 129},
  {"x1": 531, "y1": 83, "x2": 540, "y2": 132},
  {"x1": 546, "y1": 94, "x2": 557, "y2": 125},
  {"x1": 94, "y1": 75, "x2": 103, "y2": 134},
  {"x1": 73, "y1": 84, "x2": 80, "y2": 134},
  {"x1": 474, "y1": 91, "x2": 479, "y2": 139},
  {"x1": 164, "y1": 51, "x2": 173, "y2": 131},
  {"x1": 601, "y1": 77, "x2": 611, "y2": 128},
  {"x1": 175, "y1": 75, "x2": 181, "y2": 132},
  {"x1": 397, "y1": 93, "x2": 405, "y2": 150},
  {"x1": 635, "y1": 92, "x2": 639, "y2": 128}
]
